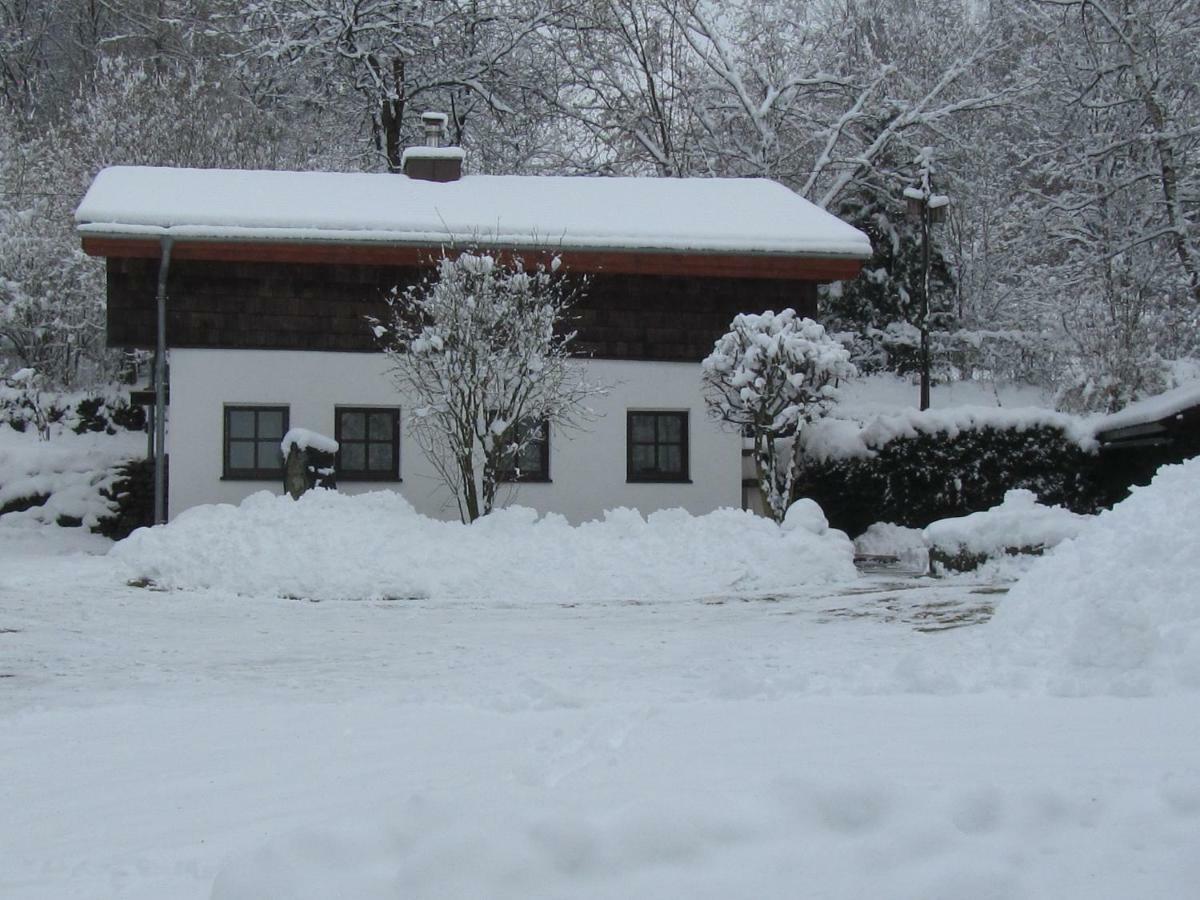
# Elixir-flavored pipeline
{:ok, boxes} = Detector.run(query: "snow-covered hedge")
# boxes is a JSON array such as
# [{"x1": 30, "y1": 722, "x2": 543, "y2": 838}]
[
  {"x1": 110, "y1": 490, "x2": 857, "y2": 602},
  {"x1": 988, "y1": 456, "x2": 1200, "y2": 695},
  {"x1": 923, "y1": 489, "x2": 1092, "y2": 573},
  {"x1": 794, "y1": 408, "x2": 1103, "y2": 537},
  {"x1": 0, "y1": 384, "x2": 146, "y2": 436},
  {"x1": 0, "y1": 423, "x2": 144, "y2": 528}
]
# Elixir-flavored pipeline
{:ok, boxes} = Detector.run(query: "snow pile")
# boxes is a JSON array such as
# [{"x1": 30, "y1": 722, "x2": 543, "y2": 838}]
[
  {"x1": 111, "y1": 490, "x2": 857, "y2": 601},
  {"x1": 802, "y1": 405, "x2": 1094, "y2": 463},
  {"x1": 210, "y1": 768, "x2": 1189, "y2": 900},
  {"x1": 853, "y1": 522, "x2": 929, "y2": 572},
  {"x1": 988, "y1": 457, "x2": 1200, "y2": 694},
  {"x1": 924, "y1": 490, "x2": 1091, "y2": 558},
  {"x1": 0, "y1": 424, "x2": 143, "y2": 528}
]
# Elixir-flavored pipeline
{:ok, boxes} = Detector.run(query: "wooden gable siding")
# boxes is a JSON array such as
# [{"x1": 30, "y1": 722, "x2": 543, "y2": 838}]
[{"x1": 105, "y1": 257, "x2": 819, "y2": 362}]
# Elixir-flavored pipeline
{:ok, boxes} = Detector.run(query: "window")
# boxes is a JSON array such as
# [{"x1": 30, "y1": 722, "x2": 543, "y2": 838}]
[
  {"x1": 627, "y1": 410, "x2": 689, "y2": 482},
  {"x1": 224, "y1": 405, "x2": 289, "y2": 480},
  {"x1": 335, "y1": 407, "x2": 400, "y2": 481},
  {"x1": 498, "y1": 418, "x2": 550, "y2": 482}
]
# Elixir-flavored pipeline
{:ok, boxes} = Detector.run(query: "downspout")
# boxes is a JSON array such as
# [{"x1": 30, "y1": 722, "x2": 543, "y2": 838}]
[{"x1": 154, "y1": 235, "x2": 173, "y2": 525}]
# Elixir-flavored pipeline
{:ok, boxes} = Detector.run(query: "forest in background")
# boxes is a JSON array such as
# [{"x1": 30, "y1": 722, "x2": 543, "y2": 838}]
[{"x1": 1, "y1": 0, "x2": 1197, "y2": 412}]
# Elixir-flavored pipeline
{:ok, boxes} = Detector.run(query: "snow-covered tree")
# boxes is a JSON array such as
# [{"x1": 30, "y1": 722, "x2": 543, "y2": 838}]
[
  {"x1": 371, "y1": 252, "x2": 603, "y2": 523},
  {"x1": 238, "y1": 0, "x2": 566, "y2": 172},
  {"x1": 702, "y1": 310, "x2": 855, "y2": 523}
]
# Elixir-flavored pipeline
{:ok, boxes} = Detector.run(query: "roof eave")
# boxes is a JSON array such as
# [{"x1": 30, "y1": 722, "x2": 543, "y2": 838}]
[{"x1": 79, "y1": 230, "x2": 870, "y2": 281}]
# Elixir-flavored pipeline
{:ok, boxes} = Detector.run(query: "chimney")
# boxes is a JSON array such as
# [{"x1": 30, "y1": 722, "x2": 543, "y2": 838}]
[{"x1": 402, "y1": 111, "x2": 464, "y2": 182}]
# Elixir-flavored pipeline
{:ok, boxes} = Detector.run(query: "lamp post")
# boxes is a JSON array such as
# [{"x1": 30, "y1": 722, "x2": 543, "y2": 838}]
[{"x1": 904, "y1": 147, "x2": 949, "y2": 411}]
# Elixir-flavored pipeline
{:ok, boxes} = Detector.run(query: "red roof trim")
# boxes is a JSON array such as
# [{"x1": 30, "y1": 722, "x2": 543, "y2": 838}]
[{"x1": 81, "y1": 237, "x2": 864, "y2": 282}]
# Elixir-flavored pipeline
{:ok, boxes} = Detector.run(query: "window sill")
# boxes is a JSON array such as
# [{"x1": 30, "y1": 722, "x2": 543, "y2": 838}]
[
  {"x1": 498, "y1": 477, "x2": 552, "y2": 484},
  {"x1": 222, "y1": 473, "x2": 284, "y2": 481},
  {"x1": 627, "y1": 477, "x2": 693, "y2": 484},
  {"x1": 337, "y1": 474, "x2": 403, "y2": 483}
]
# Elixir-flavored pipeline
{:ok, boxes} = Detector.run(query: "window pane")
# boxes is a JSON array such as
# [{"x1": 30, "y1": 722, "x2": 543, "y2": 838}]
[
  {"x1": 632, "y1": 444, "x2": 656, "y2": 472},
  {"x1": 228, "y1": 410, "x2": 255, "y2": 439},
  {"x1": 660, "y1": 445, "x2": 683, "y2": 475},
  {"x1": 257, "y1": 440, "x2": 282, "y2": 470},
  {"x1": 517, "y1": 441, "x2": 543, "y2": 474},
  {"x1": 367, "y1": 442, "x2": 394, "y2": 472},
  {"x1": 341, "y1": 443, "x2": 365, "y2": 471},
  {"x1": 340, "y1": 411, "x2": 365, "y2": 441},
  {"x1": 228, "y1": 440, "x2": 254, "y2": 470},
  {"x1": 258, "y1": 410, "x2": 285, "y2": 440},
  {"x1": 368, "y1": 412, "x2": 393, "y2": 441},
  {"x1": 631, "y1": 414, "x2": 656, "y2": 442},
  {"x1": 658, "y1": 414, "x2": 683, "y2": 443}
]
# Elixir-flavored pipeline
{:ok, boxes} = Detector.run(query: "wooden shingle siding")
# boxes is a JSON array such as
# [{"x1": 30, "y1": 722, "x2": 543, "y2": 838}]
[{"x1": 106, "y1": 258, "x2": 818, "y2": 362}]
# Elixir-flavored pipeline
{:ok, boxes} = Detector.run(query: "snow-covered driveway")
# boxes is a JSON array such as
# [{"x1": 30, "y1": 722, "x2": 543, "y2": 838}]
[{"x1": 2, "y1": 530, "x2": 1197, "y2": 899}]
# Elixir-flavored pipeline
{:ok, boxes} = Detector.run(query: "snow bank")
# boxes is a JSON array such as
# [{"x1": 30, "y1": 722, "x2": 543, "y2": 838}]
[
  {"x1": 110, "y1": 491, "x2": 856, "y2": 601},
  {"x1": 802, "y1": 405, "x2": 1094, "y2": 463},
  {"x1": 0, "y1": 424, "x2": 143, "y2": 528},
  {"x1": 853, "y1": 522, "x2": 929, "y2": 572},
  {"x1": 924, "y1": 490, "x2": 1091, "y2": 558},
  {"x1": 988, "y1": 457, "x2": 1200, "y2": 695}
]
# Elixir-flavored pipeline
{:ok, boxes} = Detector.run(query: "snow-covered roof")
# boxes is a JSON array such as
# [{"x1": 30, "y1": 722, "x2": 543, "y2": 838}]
[
  {"x1": 1094, "y1": 380, "x2": 1200, "y2": 436},
  {"x1": 75, "y1": 166, "x2": 872, "y2": 259}
]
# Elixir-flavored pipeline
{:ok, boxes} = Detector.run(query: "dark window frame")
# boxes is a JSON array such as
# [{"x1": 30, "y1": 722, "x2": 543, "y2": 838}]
[
  {"x1": 497, "y1": 418, "x2": 551, "y2": 483},
  {"x1": 626, "y1": 410, "x2": 691, "y2": 483},
  {"x1": 334, "y1": 406, "x2": 402, "y2": 482},
  {"x1": 223, "y1": 405, "x2": 289, "y2": 480}
]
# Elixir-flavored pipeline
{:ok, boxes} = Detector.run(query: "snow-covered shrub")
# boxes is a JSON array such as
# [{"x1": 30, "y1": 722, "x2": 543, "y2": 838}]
[
  {"x1": 702, "y1": 310, "x2": 854, "y2": 522},
  {"x1": 988, "y1": 456, "x2": 1200, "y2": 695},
  {"x1": 0, "y1": 379, "x2": 146, "y2": 437},
  {"x1": 0, "y1": 424, "x2": 143, "y2": 529},
  {"x1": 0, "y1": 367, "x2": 53, "y2": 438},
  {"x1": 923, "y1": 489, "x2": 1091, "y2": 573},
  {"x1": 94, "y1": 458, "x2": 156, "y2": 539},
  {"x1": 371, "y1": 251, "x2": 603, "y2": 523},
  {"x1": 794, "y1": 410, "x2": 1104, "y2": 537}
]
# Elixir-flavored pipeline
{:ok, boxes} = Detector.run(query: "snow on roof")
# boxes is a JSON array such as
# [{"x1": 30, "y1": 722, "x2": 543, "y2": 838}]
[
  {"x1": 1094, "y1": 380, "x2": 1200, "y2": 436},
  {"x1": 75, "y1": 166, "x2": 872, "y2": 258}
]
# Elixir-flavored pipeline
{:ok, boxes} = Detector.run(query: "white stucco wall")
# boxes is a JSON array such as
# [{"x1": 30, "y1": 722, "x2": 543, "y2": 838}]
[{"x1": 166, "y1": 349, "x2": 742, "y2": 523}]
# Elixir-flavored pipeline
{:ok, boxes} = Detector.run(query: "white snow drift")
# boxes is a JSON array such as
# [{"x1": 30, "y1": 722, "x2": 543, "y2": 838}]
[
  {"x1": 989, "y1": 456, "x2": 1200, "y2": 694},
  {"x1": 924, "y1": 489, "x2": 1091, "y2": 559},
  {"x1": 111, "y1": 490, "x2": 857, "y2": 601}
]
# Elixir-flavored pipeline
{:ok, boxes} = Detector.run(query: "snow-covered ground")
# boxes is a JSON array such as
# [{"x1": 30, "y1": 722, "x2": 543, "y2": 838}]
[{"x1": 3, "y1": 460, "x2": 1199, "y2": 899}]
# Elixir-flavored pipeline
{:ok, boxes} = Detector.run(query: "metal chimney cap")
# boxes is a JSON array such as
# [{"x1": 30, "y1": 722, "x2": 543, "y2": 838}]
[{"x1": 421, "y1": 111, "x2": 448, "y2": 148}]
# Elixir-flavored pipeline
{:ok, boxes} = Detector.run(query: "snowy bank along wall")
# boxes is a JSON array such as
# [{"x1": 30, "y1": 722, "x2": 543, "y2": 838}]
[{"x1": 168, "y1": 350, "x2": 740, "y2": 523}]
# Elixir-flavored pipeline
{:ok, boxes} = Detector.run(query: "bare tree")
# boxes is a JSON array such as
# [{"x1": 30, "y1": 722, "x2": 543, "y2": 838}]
[
  {"x1": 371, "y1": 252, "x2": 604, "y2": 522},
  {"x1": 239, "y1": 0, "x2": 568, "y2": 171}
]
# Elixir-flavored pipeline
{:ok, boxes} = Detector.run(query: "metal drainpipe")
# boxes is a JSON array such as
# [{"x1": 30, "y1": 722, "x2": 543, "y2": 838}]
[{"x1": 154, "y1": 235, "x2": 173, "y2": 525}]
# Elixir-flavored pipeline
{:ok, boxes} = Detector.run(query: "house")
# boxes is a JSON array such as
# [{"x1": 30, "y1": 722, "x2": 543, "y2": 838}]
[{"x1": 75, "y1": 120, "x2": 871, "y2": 523}]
